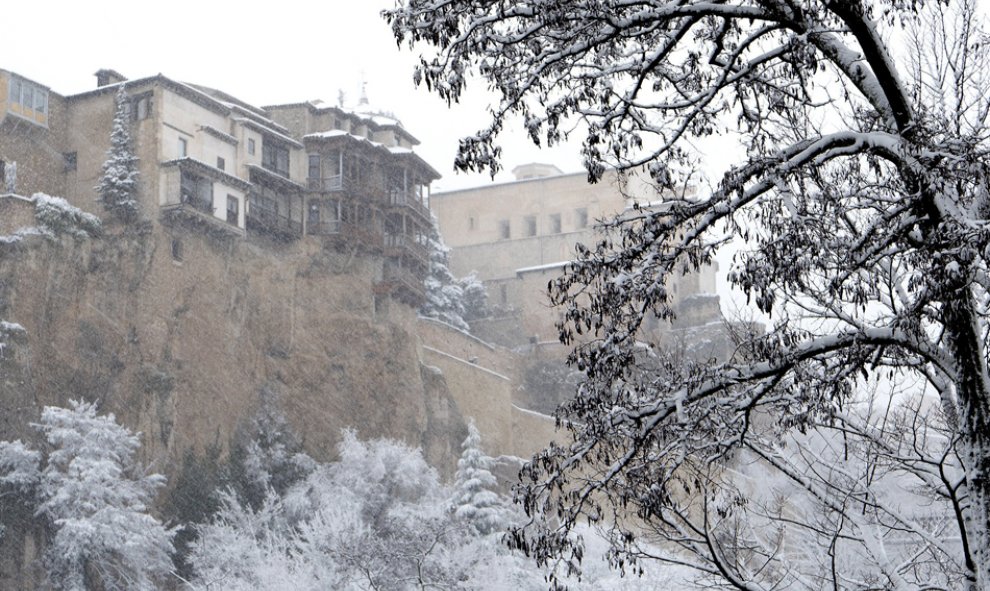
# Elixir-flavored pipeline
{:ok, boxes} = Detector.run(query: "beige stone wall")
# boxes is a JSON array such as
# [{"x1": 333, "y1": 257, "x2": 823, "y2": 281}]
[
  {"x1": 0, "y1": 196, "x2": 37, "y2": 234},
  {"x1": 417, "y1": 317, "x2": 516, "y2": 456}
]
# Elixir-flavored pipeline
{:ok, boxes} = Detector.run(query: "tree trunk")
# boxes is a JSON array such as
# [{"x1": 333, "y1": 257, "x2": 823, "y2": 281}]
[{"x1": 944, "y1": 291, "x2": 990, "y2": 591}]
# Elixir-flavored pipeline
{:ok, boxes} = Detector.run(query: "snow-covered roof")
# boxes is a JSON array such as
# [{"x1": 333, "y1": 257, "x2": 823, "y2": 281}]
[
  {"x1": 234, "y1": 118, "x2": 304, "y2": 149},
  {"x1": 303, "y1": 131, "x2": 440, "y2": 179}
]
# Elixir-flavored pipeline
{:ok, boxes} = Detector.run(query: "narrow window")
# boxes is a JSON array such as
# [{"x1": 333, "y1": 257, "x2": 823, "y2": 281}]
[
  {"x1": 247, "y1": 138, "x2": 256, "y2": 155},
  {"x1": 178, "y1": 137, "x2": 188, "y2": 158},
  {"x1": 171, "y1": 238, "x2": 183, "y2": 261},
  {"x1": 216, "y1": 157, "x2": 225, "y2": 171},
  {"x1": 468, "y1": 216, "x2": 476, "y2": 231},
  {"x1": 308, "y1": 154, "x2": 321, "y2": 180},
  {"x1": 226, "y1": 195, "x2": 239, "y2": 225},
  {"x1": 524, "y1": 215, "x2": 537, "y2": 237},
  {"x1": 549, "y1": 213, "x2": 561, "y2": 234},
  {"x1": 575, "y1": 208, "x2": 588, "y2": 229},
  {"x1": 498, "y1": 219, "x2": 511, "y2": 240},
  {"x1": 63, "y1": 152, "x2": 77, "y2": 172},
  {"x1": 10, "y1": 78, "x2": 22, "y2": 106},
  {"x1": 136, "y1": 96, "x2": 149, "y2": 120},
  {"x1": 499, "y1": 283, "x2": 508, "y2": 305}
]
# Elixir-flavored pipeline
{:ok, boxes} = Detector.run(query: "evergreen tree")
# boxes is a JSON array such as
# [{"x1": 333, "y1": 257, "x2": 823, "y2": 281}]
[
  {"x1": 0, "y1": 400, "x2": 175, "y2": 591},
  {"x1": 420, "y1": 214, "x2": 471, "y2": 331},
  {"x1": 459, "y1": 271, "x2": 491, "y2": 322},
  {"x1": 452, "y1": 420, "x2": 503, "y2": 536},
  {"x1": 95, "y1": 86, "x2": 140, "y2": 222}
]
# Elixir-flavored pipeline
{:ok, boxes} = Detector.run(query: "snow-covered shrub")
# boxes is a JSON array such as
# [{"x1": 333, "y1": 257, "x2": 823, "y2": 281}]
[
  {"x1": 0, "y1": 400, "x2": 174, "y2": 591},
  {"x1": 33, "y1": 193, "x2": 102, "y2": 239}
]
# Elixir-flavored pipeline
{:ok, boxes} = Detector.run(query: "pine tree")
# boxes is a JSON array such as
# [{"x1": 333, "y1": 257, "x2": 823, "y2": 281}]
[
  {"x1": 420, "y1": 214, "x2": 471, "y2": 331},
  {"x1": 452, "y1": 420, "x2": 503, "y2": 536},
  {"x1": 95, "y1": 86, "x2": 141, "y2": 223}
]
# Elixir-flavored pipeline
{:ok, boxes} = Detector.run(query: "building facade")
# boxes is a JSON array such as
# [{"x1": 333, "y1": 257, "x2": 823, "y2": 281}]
[
  {"x1": 431, "y1": 163, "x2": 726, "y2": 354},
  {"x1": 0, "y1": 67, "x2": 438, "y2": 304}
]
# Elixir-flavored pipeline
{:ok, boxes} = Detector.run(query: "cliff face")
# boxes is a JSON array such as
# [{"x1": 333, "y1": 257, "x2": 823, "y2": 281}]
[{"x1": 0, "y1": 219, "x2": 466, "y2": 473}]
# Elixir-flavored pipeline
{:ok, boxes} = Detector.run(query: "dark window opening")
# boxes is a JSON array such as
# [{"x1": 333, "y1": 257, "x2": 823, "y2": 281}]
[
  {"x1": 171, "y1": 238, "x2": 183, "y2": 261},
  {"x1": 178, "y1": 137, "x2": 188, "y2": 158},
  {"x1": 262, "y1": 141, "x2": 290, "y2": 178},
  {"x1": 308, "y1": 154, "x2": 320, "y2": 180},
  {"x1": 226, "y1": 195, "x2": 239, "y2": 225},
  {"x1": 216, "y1": 157, "x2": 225, "y2": 171},
  {"x1": 524, "y1": 216, "x2": 537, "y2": 237},
  {"x1": 180, "y1": 170, "x2": 213, "y2": 213},
  {"x1": 247, "y1": 138, "x2": 256, "y2": 155},
  {"x1": 498, "y1": 219, "x2": 510, "y2": 240},
  {"x1": 63, "y1": 152, "x2": 77, "y2": 172},
  {"x1": 575, "y1": 208, "x2": 588, "y2": 229},
  {"x1": 549, "y1": 213, "x2": 561, "y2": 234}
]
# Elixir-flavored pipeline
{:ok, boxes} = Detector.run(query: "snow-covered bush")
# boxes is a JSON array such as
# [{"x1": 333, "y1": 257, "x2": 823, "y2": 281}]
[
  {"x1": 0, "y1": 400, "x2": 174, "y2": 591},
  {"x1": 33, "y1": 193, "x2": 101, "y2": 239},
  {"x1": 228, "y1": 387, "x2": 315, "y2": 510}
]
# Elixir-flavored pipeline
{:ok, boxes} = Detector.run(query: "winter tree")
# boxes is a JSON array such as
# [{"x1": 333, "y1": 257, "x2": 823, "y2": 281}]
[
  {"x1": 387, "y1": 0, "x2": 990, "y2": 588},
  {"x1": 421, "y1": 214, "x2": 472, "y2": 331},
  {"x1": 95, "y1": 86, "x2": 141, "y2": 223},
  {"x1": 452, "y1": 420, "x2": 504, "y2": 535},
  {"x1": 0, "y1": 400, "x2": 174, "y2": 591},
  {"x1": 228, "y1": 386, "x2": 316, "y2": 510}
]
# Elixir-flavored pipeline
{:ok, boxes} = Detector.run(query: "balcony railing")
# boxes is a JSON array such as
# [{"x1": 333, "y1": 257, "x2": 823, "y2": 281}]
[
  {"x1": 307, "y1": 175, "x2": 343, "y2": 192},
  {"x1": 384, "y1": 233, "x2": 429, "y2": 263},
  {"x1": 161, "y1": 202, "x2": 245, "y2": 237},
  {"x1": 307, "y1": 219, "x2": 342, "y2": 235},
  {"x1": 387, "y1": 189, "x2": 430, "y2": 220},
  {"x1": 380, "y1": 264, "x2": 426, "y2": 304},
  {"x1": 246, "y1": 207, "x2": 303, "y2": 239}
]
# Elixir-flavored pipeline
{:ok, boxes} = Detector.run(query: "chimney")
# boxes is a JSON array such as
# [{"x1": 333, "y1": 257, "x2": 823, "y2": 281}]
[{"x1": 95, "y1": 69, "x2": 128, "y2": 88}]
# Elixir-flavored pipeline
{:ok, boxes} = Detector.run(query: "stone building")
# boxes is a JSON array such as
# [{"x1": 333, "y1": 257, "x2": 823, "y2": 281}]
[
  {"x1": 0, "y1": 67, "x2": 438, "y2": 304},
  {"x1": 431, "y1": 163, "x2": 726, "y2": 353}
]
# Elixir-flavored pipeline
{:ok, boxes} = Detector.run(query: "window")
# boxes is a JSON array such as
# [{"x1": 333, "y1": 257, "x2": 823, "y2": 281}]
[
  {"x1": 247, "y1": 138, "x2": 256, "y2": 155},
  {"x1": 226, "y1": 195, "x2": 239, "y2": 225},
  {"x1": 262, "y1": 141, "x2": 290, "y2": 177},
  {"x1": 524, "y1": 215, "x2": 537, "y2": 237},
  {"x1": 63, "y1": 152, "x2": 77, "y2": 172},
  {"x1": 171, "y1": 238, "x2": 183, "y2": 261},
  {"x1": 216, "y1": 157, "x2": 225, "y2": 171},
  {"x1": 131, "y1": 95, "x2": 151, "y2": 121},
  {"x1": 499, "y1": 283, "x2": 508, "y2": 305},
  {"x1": 468, "y1": 217, "x2": 476, "y2": 231},
  {"x1": 549, "y1": 213, "x2": 561, "y2": 234},
  {"x1": 8, "y1": 76, "x2": 48, "y2": 124},
  {"x1": 308, "y1": 154, "x2": 320, "y2": 180},
  {"x1": 498, "y1": 219, "x2": 511, "y2": 240},
  {"x1": 180, "y1": 170, "x2": 212, "y2": 212},
  {"x1": 178, "y1": 137, "x2": 188, "y2": 158},
  {"x1": 308, "y1": 201, "x2": 321, "y2": 224},
  {"x1": 575, "y1": 208, "x2": 588, "y2": 229}
]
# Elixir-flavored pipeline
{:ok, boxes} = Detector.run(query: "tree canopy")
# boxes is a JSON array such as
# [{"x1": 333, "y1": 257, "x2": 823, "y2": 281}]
[{"x1": 387, "y1": 1, "x2": 990, "y2": 589}]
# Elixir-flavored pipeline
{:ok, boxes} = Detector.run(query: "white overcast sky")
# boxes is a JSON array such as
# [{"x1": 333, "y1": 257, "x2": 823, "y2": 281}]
[{"x1": 3, "y1": 0, "x2": 582, "y2": 192}]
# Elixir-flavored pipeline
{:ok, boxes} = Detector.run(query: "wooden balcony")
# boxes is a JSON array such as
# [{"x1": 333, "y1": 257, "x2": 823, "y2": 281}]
[
  {"x1": 387, "y1": 189, "x2": 431, "y2": 221},
  {"x1": 384, "y1": 233, "x2": 428, "y2": 264},
  {"x1": 246, "y1": 204, "x2": 302, "y2": 241},
  {"x1": 161, "y1": 202, "x2": 245, "y2": 238},
  {"x1": 377, "y1": 264, "x2": 426, "y2": 305}
]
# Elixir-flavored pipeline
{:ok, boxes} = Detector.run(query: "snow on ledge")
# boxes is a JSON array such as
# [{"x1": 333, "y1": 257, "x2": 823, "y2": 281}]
[
  {"x1": 515, "y1": 260, "x2": 572, "y2": 276},
  {"x1": 421, "y1": 346, "x2": 511, "y2": 382},
  {"x1": 417, "y1": 315, "x2": 499, "y2": 351}
]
